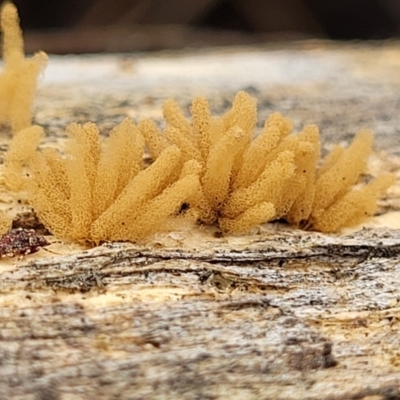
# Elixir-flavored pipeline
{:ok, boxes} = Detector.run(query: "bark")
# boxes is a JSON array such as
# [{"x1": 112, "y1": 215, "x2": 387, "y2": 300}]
[{"x1": 0, "y1": 227, "x2": 399, "y2": 399}]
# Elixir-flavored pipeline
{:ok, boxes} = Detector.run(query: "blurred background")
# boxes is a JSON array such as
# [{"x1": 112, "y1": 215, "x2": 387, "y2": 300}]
[{"x1": 9, "y1": 0, "x2": 400, "y2": 53}]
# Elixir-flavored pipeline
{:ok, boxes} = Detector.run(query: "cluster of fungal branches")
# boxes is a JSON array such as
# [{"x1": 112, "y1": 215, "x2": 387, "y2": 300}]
[
  {"x1": 21, "y1": 92, "x2": 394, "y2": 243},
  {"x1": 139, "y1": 92, "x2": 394, "y2": 234},
  {"x1": 0, "y1": 2, "x2": 47, "y2": 233},
  {"x1": 0, "y1": 2, "x2": 395, "y2": 244}
]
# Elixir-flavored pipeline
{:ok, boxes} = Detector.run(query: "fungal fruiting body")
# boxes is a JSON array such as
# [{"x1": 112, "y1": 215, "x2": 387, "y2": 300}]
[
  {"x1": 0, "y1": 2, "x2": 47, "y2": 231},
  {"x1": 23, "y1": 95, "x2": 395, "y2": 242},
  {"x1": 0, "y1": 3, "x2": 395, "y2": 243},
  {"x1": 0, "y1": 2, "x2": 48, "y2": 133},
  {"x1": 27, "y1": 119, "x2": 201, "y2": 243},
  {"x1": 139, "y1": 92, "x2": 395, "y2": 234}
]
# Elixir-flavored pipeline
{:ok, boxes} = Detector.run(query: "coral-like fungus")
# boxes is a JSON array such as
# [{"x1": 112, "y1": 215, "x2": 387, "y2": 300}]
[
  {"x1": 139, "y1": 92, "x2": 394, "y2": 233},
  {"x1": 306, "y1": 130, "x2": 395, "y2": 232},
  {"x1": 0, "y1": 3, "x2": 394, "y2": 242},
  {"x1": 27, "y1": 119, "x2": 201, "y2": 243},
  {"x1": 0, "y1": 2, "x2": 47, "y2": 134},
  {"x1": 3, "y1": 124, "x2": 43, "y2": 191},
  {"x1": 0, "y1": 3, "x2": 47, "y2": 232}
]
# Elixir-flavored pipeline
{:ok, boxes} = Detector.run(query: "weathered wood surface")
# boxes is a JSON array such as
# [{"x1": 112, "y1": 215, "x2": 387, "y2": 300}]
[{"x1": 1, "y1": 42, "x2": 400, "y2": 399}]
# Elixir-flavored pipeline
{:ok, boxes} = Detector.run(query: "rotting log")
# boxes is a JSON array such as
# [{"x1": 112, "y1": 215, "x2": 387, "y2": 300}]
[
  {"x1": 1, "y1": 43, "x2": 400, "y2": 399},
  {"x1": 0, "y1": 227, "x2": 399, "y2": 399}
]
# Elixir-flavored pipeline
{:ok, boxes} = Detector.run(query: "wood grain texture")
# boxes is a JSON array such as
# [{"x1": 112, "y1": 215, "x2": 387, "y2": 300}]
[
  {"x1": 1, "y1": 43, "x2": 400, "y2": 399},
  {"x1": 0, "y1": 227, "x2": 399, "y2": 399}
]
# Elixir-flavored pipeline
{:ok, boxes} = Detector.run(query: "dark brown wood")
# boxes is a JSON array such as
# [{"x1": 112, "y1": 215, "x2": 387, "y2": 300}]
[
  {"x1": 76, "y1": 0, "x2": 218, "y2": 26},
  {"x1": 236, "y1": 0, "x2": 324, "y2": 34},
  {"x1": 23, "y1": 25, "x2": 260, "y2": 54}
]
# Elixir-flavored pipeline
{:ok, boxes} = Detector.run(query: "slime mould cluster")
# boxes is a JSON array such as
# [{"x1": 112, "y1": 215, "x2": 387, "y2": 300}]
[
  {"x1": 0, "y1": 3, "x2": 395, "y2": 243},
  {"x1": 0, "y1": 3, "x2": 47, "y2": 234},
  {"x1": 143, "y1": 94, "x2": 394, "y2": 234}
]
